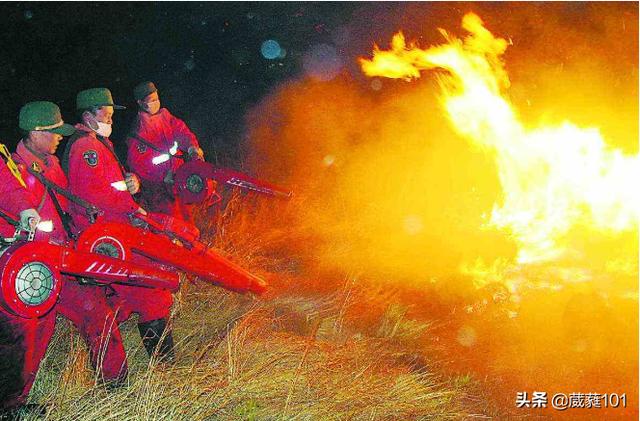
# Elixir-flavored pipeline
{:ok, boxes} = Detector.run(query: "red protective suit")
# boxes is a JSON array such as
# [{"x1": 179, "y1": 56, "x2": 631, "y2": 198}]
[
  {"x1": 63, "y1": 124, "x2": 173, "y2": 324},
  {"x1": 0, "y1": 309, "x2": 56, "y2": 409},
  {"x1": 11, "y1": 142, "x2": 70, "y2": 242},
  {"x1": 64, "y1": 124, "x2": 140, "y2": 231},
  {"x1": 0, "y1": 145, "x2": 57, "y2": 409},
  {"x1": 126, "y1": 109, "x2": 200, "y2": 220},
  {"x1": 0, "y1": 140, "x2": 127, "y2": 408}
]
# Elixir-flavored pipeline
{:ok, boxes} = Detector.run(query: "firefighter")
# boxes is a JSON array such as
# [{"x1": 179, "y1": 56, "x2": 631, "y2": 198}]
[
  {"x1": 126, "y1": 81, "x2": 204, "y2": 222},
  {"x1": 0, "y1": 185, "x2": 56, "y2": 412},
  {"x1": 63, "y1": 88, "x2": 175, "y2": 361},
  {"x1": 0, "y1": 101, "x2": 127, "y2": 410}
]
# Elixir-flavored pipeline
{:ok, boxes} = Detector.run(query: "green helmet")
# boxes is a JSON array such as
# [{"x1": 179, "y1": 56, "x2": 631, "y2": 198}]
[
  {"x1": 133, "y1": 81, "x2": 158, "y2": 101},
  {"x1": 19, "y1": 101, "x2": 75, "y2": 136},
  {"x1": 76, "y1": 88, "x2": 126, "y2": 111}
]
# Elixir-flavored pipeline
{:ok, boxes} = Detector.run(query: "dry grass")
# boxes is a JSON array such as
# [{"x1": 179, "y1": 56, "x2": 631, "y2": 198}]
[{"x1": 20, "y1": 195, "x2": 491, "y2": 420}]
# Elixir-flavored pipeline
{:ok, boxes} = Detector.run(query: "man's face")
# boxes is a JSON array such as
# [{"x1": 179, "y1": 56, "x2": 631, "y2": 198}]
[
  {"x1": 139, "y1": 91, "x2": 161, "y2": 114},
  {"x1": 30, "y1": 131, "x2": 63, "y2": 155},
  {"x1": 145, "y1": 91, "x2": 159, "y2": 103},
  {"x1": 94, "y1": 106, "x2": 114, "y2": 125}
]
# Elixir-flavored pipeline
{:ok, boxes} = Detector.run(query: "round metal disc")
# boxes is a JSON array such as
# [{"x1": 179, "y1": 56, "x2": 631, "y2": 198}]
[
  {"x1": 186, "y1": 174, "x2": 205, "y2": 194},
  {"x1": 15, "y1": 262, "x2": 55, "y2": 306}
]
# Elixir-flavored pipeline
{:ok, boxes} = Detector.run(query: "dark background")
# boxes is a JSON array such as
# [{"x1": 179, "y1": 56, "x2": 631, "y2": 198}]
[
  {"x1": 0, "y1": 2, "x2": 380, "y2": 165},
  {"x1": 0, "y1": 2, "x2": 635, "y2": 166}
]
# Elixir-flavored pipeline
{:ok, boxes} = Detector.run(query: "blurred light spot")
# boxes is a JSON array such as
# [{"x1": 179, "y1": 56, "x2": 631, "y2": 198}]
[
  {"x1": 184, "y1": 59, "x2": 195, "y2": 71},
  {"x1": 323, "y1": 155, "x2": 335, "y2": 167},
  {"x1": 24, "y1": 10, "x2": 33, "y2": 19},
  {"x1": 456, "y1": 325, "x2": 477, "y2": 347},
  {"x1": 278, "y1": 48, "x2": 287, "y2": 59},
  {"x1": 261, "y1": 40, "x2": 281, "y2": 60},
  {"x1": 370, "y1": 79, "x2": 382, "y2": 91},
  {"x1": 303, "y1": 43, "x2": 343, "y2": 81},
  {"x1": 403, "y1": 215, "x2": 423, "y2": 235}
]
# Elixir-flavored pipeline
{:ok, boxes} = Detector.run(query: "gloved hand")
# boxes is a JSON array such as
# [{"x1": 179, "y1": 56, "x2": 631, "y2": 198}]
[
  {"x1": 187, "y1": 146, "x2": 204, "y2": 161},
  {"x1": 125, "y1": 172, "x2": 141, "y2": 195},
  {"x1": 19, "y1": 208, "x2": 41, "y2": 232},
  {"x1": 163, "y1": 170, "x2": 174, "y2": 185}
]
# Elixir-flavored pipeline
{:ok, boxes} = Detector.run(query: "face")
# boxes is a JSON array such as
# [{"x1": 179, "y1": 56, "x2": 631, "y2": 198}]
[
  {"x1": 138, "y1": 91, "x2": 161, "y2": 114},
  {"x1": 29, "y1": 131, "x2": 63, "y2": 155},
  {"x1": 94, "y1": 106, "x2": 114, "y2": 125}
]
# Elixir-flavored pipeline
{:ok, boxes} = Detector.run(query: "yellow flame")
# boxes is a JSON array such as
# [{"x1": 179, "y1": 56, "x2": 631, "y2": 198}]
[{"x1": 360, "y1": 12, "x2": 639, "y2": 265}]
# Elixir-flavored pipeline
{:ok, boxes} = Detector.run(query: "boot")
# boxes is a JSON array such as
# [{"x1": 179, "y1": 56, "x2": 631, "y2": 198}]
[{"x1": 137, "y1": 318, "x2": 175, "y2": 363}]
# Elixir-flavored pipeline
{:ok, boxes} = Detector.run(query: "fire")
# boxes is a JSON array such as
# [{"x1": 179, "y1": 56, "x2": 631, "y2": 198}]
[
  {"x1": 359, "y1": 12, "x2": 639, "y2": 265},
  {"x1": 244, "y1": 6, "x2": 638, "y2": 412}
]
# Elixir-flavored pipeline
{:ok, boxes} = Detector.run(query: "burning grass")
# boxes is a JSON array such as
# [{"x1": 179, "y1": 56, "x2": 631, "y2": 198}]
[{"x1": 21, "y1": 197, "x2": 490, "y2": 420}]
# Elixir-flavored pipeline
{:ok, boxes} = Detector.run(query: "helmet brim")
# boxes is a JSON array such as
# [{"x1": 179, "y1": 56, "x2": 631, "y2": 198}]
[{"x1": 48, "y1": 123, "x2": 76, "y2": 136}]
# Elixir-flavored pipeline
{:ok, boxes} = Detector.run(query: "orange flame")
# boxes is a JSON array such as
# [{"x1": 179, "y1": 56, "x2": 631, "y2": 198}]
[
  {"x1": 360, "y1": 13, "x2": 639, "y2": 267},
  {"x1": 245, "y1": 6, "x2": 638, "y2": 410}
]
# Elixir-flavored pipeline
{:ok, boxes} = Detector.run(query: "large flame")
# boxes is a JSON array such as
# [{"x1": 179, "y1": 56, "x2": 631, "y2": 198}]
[
  {"x1": 244, "y1": 6, "x2": 637, "y2": 414},
  {"x1": 360, "y1": 13, "x2": 639, "y2": 266}
]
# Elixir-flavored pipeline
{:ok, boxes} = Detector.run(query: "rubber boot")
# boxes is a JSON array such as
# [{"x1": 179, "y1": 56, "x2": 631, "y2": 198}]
[{"x1": 137, "y1": 318, "x2": 175, "y2": 363}]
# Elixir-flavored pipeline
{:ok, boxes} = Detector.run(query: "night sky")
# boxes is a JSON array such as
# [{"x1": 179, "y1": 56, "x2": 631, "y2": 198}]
[
  {"x1": 1, "y1": 2, "x2": 634, "y2": 166},
  {"x1": 0, "y1": 2, "x2": 382, "y2": 164}
]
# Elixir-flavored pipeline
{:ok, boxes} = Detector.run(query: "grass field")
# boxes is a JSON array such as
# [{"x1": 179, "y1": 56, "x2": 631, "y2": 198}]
[
  {"x1": 20, "y1": 196, "x2": 498, "y2": 420},
  {"x1": 27, "y1": 282, "x2": 491, "y2": 420}
]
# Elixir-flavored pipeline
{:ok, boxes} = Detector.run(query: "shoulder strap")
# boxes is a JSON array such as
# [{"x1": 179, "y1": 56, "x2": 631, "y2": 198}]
[
  {"x1": 94, "y1": 136, "x2": 128, "y2": 177},
  {"x1": 45, "y1": 186, "x2": 76, "y2": 239},
  {"x1": 129, "y1": 132, "x2": 164, "y2": 153},
  {"x1": 27, "y1": 165, "x2": 102, "y2": 223},
  {"x1": 129, "y1": 132, "x2": 185, "y2": 164},
  {"x1": 61, "y1": 132, "x2": 80, "y2": 174}
]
